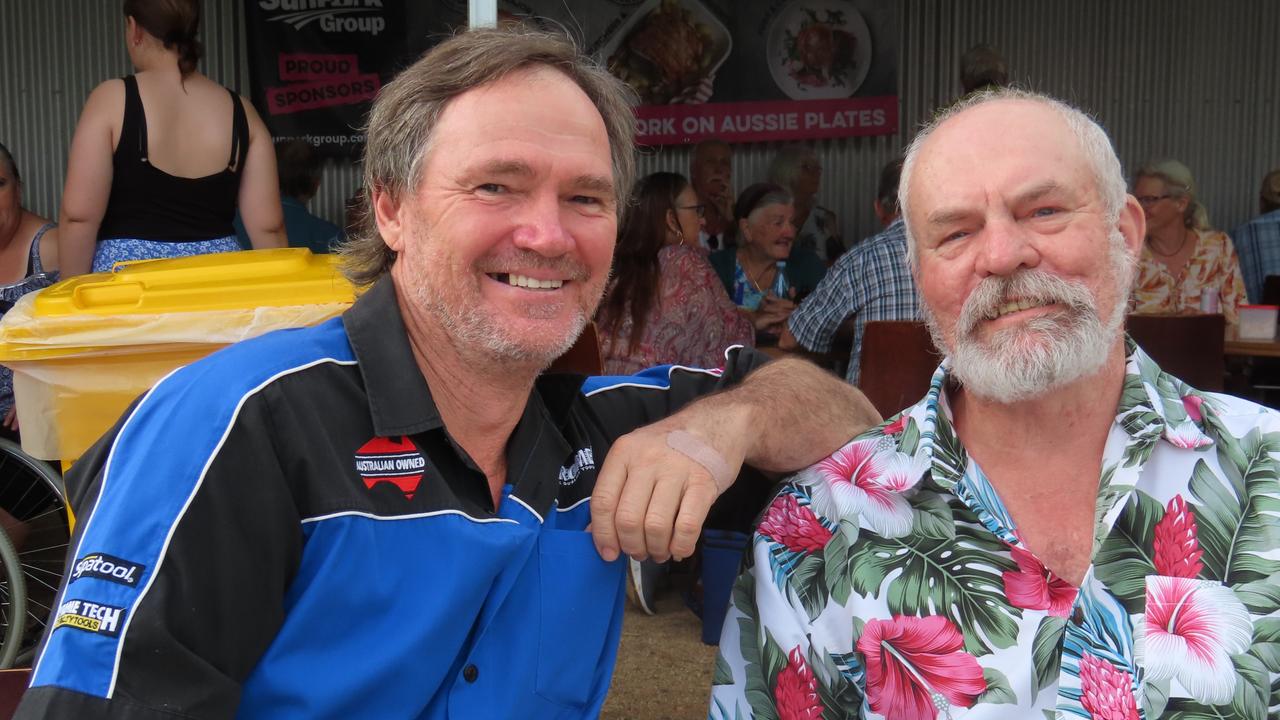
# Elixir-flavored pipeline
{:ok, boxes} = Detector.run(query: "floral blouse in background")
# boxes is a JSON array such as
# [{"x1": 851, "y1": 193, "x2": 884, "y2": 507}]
[
  {"x1": 1132, "y1": 229, "x2": 1247, "y2": 325},
  {"x1": 598, "y1": 244, "x2": 753, "y2": 376},
  {"x1": 711, "y1": 340, "x2": 1280, "y2": 719}
]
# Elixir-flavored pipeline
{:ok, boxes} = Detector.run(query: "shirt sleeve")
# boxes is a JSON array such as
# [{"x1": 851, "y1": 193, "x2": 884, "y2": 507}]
[
  {"x1": 580, "y1": 344, "x2": 771, "y2": 443},
  {"x1": 1230, "y1": 222, "x2": 1263, "y2": 303},
  {"x1": 1217, "y1": 232, "x2": 1248, "y2": 325},
  {"x1": 710, "y1": 482, "x2": 864, "y2": 718},
  {"x1": 665, "y1": 247, "x2": 755, "y2": 367},
  {"x1": 788, "y1": 249, "x2": 862, "y2": 353},
  {"x1": 17, "y1": 370, "x2": 303, "y2": 719}
]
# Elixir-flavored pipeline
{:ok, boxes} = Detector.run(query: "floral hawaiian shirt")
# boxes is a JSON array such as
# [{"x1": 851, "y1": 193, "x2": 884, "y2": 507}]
[{"x1": 711, "y1": 340, "x2": 1280, "y2": 719}]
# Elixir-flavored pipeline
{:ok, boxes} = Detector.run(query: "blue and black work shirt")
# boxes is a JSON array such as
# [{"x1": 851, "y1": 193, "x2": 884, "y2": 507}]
[{"x1": 18, "y1": 277, "x2": 766, "y2": 719}]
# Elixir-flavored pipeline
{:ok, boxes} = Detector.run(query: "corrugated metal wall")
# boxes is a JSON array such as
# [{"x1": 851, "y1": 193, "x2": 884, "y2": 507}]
[{"x1": 4, "y1": 1, "x2": 1278, "y2": 241}]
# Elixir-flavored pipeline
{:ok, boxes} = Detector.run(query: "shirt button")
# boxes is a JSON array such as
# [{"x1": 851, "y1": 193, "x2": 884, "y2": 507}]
[
  {"x1": 463, "y1": 664, "x2": 479, "y2": 683},
  {"x1": 1071, "y1": 606, "x2": 1085, "y2": 626}
]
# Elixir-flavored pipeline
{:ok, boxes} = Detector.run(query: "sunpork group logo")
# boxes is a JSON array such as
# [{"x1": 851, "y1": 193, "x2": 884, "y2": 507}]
[
  {"x1": 71, "y1": 553, "x2": 144, "y2": 588},
  {"x1": 54, "y1": 599, "x2": 127, "y2": 637},
  {"x1": 258, "y1": 0, "x2": 387, "y2": 36},
  {"x1": 355, "y1": 436, "x2": 427, "y2": 500}
]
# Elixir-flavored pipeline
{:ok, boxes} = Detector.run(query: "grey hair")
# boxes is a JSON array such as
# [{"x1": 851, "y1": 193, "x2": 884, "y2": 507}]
[
  {"x1": 766, "y1": 144, "x2": 816, "y2": 195},
  {"x1": 0, "y1": 143, "x2": 19, "y2": 186},
  {"x1": 338, "y1": 23, "x2": 637, "y2": 287},
  {"x1": 1133, "y1": 158, "x2": 1210, "y2": 230},
  {"x1": 899, "y1": 88, "x2": 1128, "y2": 265}
]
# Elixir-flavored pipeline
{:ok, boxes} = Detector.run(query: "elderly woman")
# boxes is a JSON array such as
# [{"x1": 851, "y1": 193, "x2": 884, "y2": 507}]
[
  {"x1": 710, "y1": 183, "x2": 826, "y2": 337},
  {"x1": 596, "y1": 172, "x2": 753, "y2": 376},
  {"x1": 767, "y1": 144, "x2": 842, "y2": 262},
  {"x1": 0, "y1": 143, "x2": 59, "y2": 437},
  {"x1": 1131, "y1": 159, "x2": 1246, "y2": 325}
]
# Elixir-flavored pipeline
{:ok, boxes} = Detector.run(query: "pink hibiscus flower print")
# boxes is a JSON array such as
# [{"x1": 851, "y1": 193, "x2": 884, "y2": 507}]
[
  {"x1": 773, "y1": 646, "x2": 824, "y2": 720},
  {"x1": 856, "y1": 615, "x2": 986, "y2": 720},
  {"x1": 1152, "y1": 495, "x2": 1204, "y2": 579},
  {"x1": 1137, "y1": 576, "x2": 1253, "y2": 705},
  {"x1": 883, "y1": 414, "x2": 909, "y2": 436},
  {"x1": 1001, "y1": 544, "x2": 1078, "y2": 617},
  {"x1": 758, "y1": 493, "x2": 834, "y2": 553},
  {"x1": 1078, "y1": 654, "x2": 1140, "y2": 720},
  {"x1": 1181, "y1": 394, "x2": 1204, "y2": 422},
  {"x1": 1166, "y1": 420, "x2": 1212, "y2": 449},
  {"x1": 803, "y1": 438, "x2": 926, "y2": 538}
]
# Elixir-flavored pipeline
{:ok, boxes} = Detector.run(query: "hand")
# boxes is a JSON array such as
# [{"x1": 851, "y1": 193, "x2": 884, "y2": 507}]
[
  {"x1": 591, "y1": 409, "x2": 750, "y2": 564},
  {"x1": 3, "y1": 408, "x2": 17, "y2": 432},
  {"x1": 671, "y1": 73, "x2": 716, "y2": 105}
]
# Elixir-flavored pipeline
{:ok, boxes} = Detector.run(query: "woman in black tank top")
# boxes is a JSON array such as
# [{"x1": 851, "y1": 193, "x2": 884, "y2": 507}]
[{"x1": 58, "y1": 0, "x2": 287, "y2": 276}]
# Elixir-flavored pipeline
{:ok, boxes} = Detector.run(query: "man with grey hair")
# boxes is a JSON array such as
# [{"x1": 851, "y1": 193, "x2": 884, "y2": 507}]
[
  {"x1": 18, "y1": 24, "x2": 878, "y2": 720},
  {"x1": 712, "y1": 88, "x2": 1280, "y2": 718}
]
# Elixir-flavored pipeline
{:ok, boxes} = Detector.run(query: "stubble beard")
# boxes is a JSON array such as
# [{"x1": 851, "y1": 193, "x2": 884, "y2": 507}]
[{"x1": 923, "y1": 230, "x2": 1135, "y2": 403}]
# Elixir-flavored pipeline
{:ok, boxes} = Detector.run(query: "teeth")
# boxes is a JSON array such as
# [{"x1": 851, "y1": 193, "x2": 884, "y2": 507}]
[
  {"x1": 994, "y1": 299, "x2": 1045, "y2": 318},
  {"x1": 504, "y1": 274, "x2": 564, "y2": 290}
]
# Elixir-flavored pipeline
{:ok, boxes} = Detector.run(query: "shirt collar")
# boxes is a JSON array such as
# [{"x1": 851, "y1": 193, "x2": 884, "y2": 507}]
[
  {"x1": 915, "y1": 334, "x2": 1214, "y2": 481},
  {"x1": 342, "y1": 276, "x2": 589, "y2": 438}
]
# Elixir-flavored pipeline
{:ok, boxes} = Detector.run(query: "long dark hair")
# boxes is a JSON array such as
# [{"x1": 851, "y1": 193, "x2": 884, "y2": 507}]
[
  {"x1": 597, "y1": 172, "x2": 687, "y2": 352},
  {"x1": 124, "y1": 0, "x2": 203, "y2": 76}
]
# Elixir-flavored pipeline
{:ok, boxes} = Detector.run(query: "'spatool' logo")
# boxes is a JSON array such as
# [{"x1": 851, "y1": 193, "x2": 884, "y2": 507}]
[
  {"x1": 355, "y1": 436, "x2": 427, "y2": 500},
  {"x1": 559, "y1": 447, "x2": 596, "y2": 486},
  {"x1": 71, "y1": 553, "x2": 144, "y2": 587},
  {"x1": 258, "y1": 0, "x2": 386, "y2": 35},
  {"x1": 54, "y1": 599, "x2": 126, "y2": 637}
]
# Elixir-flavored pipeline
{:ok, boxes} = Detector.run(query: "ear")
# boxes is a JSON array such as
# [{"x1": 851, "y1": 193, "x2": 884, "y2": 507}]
[
  {"x1": 372, "y1": 187, "x2": 407, "y2": 252},
  {"x1": 665, "y1": 208, "x2": 680, "y2": 235},
  {"x1": 738, "y1": 217, "x2": 750, "y2": 242},
  {"x1": 1117, "y1": 194, "x2": 1146, "y2": 256},
  {"x1": 126, "y1": 17, "x2": 143, "y2": 46}
]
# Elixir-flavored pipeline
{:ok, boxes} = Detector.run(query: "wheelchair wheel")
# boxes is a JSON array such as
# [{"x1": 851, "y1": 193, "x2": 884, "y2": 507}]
[
  {"x1": 0, "y1": 525, "x2": 26, "y2": 668},
  {"x1": 0, "y1": 438, "x2": 69, "y2": 668}
]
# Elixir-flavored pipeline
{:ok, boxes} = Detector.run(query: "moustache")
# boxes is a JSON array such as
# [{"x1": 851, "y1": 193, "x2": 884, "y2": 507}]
[{"x1": 956, "y1": 270, "x2": 1095, "y2": 339}]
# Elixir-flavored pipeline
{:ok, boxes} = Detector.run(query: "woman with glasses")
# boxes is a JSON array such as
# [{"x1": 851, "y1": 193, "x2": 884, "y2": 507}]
[
  {"x1": 596, "y1": 172, "x2": 753, "y2": 378},
  {"x1": 1131, "y1": 159, "x2": 1246, "y2": 325},
  {"x1": 768, "y1": 144, "x2": 844, "y2": 262}
]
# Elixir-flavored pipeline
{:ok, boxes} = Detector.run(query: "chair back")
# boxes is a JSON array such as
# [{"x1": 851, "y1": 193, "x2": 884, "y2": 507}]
[
  {"x1": 858, "y1": 321, "x2": 942, "y2": 417},
  {"x1": 546, "y1": 322, "x2": 603, "y2": 375},
  {"x1": 1126, "y1": 313, "x2": 1225, "y2": 391},
  {"x1": 1263, "y1": 275, "x2": 1280, "y2": 306}
]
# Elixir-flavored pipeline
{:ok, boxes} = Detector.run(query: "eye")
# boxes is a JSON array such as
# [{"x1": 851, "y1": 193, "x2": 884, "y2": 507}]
[
  {"x1": 476, "y1": 183, "x2": 505, "y2": 195},
  {"x1": 941, "y1": 230, "x2": 969, "y2": 243},
  {"x1": 570, "y1": 195, "x2": 602, "y2": 206},
  {"x1": 1031, "y1": 207, "x2": 1061, "y2": 218}
]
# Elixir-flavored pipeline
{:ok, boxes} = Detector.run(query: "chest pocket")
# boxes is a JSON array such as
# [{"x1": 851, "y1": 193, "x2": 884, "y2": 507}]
[{"x1": 534, "y1": 529, "x2": 625, "y2": 709}]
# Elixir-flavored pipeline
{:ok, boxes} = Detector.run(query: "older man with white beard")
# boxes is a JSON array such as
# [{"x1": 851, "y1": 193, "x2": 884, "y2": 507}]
[{"x1": 710, "y1": 88, "x2": 1280, "y2": 719}]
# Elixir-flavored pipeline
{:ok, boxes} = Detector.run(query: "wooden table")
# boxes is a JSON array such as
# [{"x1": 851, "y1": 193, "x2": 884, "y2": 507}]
[{"x1": 1224, "y1": 330, "x2": 1280, "y2": 358}]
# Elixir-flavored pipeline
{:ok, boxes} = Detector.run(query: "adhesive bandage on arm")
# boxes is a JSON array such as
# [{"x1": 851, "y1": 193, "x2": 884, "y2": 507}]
[{"x1": 665, "y1": 430, "x2": 735, "y2": 493}]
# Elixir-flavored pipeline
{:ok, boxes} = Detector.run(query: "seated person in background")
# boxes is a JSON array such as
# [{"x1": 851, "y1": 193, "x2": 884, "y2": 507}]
[
  {"x1": 713, "y1": 88, "x2": 1280, "y2": 719},
  {"x1": 709, "y1": 183, "x2": 825, "y2": 338},
  {"x1": 779, "y1": 158, "x2": 920, "y2": 384},
  {"x1": 235, "y1": 139, "x2": 343, "y2": 254},
  {"x1": 1230, "y1": 168, "x2": 1280, "y2": 303},
  {"x1": 689, "y1": 139, "x2": 734, "y2": 250},
  {"x1": 959, "y1": 42, "x2": 1009, "y2": 94},
  {"x1": 768, "y1": 144, "x2": 843, "y2": 262},
  {"x1": 1131, "y1": 158, "x2": 1246, "y2": 324},
  {"x1": 596, "y1": 172, "x2": 753, "y2": 376},
  {"x1": 0, "y1": 143, "x2": 59, "y2": 439},
  {"x1": 59, "y1": 0, "x2": 286, "y2": 276}
]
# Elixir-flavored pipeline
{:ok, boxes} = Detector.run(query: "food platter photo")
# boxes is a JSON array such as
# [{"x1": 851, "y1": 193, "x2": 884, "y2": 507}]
[
  {"x1": 767, "y1": 0, "x2": 873, "y2": 100},
  {"x1": 601, "y1": 0, "x2": 733, "y2": 105}
]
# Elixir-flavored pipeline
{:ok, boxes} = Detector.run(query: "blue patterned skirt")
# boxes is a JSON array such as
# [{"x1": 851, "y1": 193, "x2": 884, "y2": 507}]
[{"x1": 93, "y1": 236, "x2": 242, "y2": 273}]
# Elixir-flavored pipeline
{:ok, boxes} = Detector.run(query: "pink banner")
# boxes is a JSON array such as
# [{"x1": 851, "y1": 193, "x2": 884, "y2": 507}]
[
  {"x1": 634, "y1": 96, "x2": 897, "y2": 146},
  {"x1": 266, "y1": 74, "x2": 381, "y2": 116},
  {"x1": 278, "y1": 53, "x2": 361, "y2": 82}
]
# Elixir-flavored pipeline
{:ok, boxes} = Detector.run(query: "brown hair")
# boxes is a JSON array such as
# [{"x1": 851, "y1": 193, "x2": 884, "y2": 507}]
[
  {"x1": 597, "y1": 172, "x2": 688, "y2": 352},
  {"x1": 123, "y1": 0, "x2": 203, "y2": 76},
  {"x1": 338, "y1": 24, "x2": 637, "y2": 287}
]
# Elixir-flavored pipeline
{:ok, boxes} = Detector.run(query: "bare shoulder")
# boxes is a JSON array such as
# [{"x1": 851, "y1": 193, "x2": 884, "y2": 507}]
[
  {"x1": 82, "y1": 78, "x2": 126, "y2": 121},
  {"x1": 37, "y1": 223, "x2": 59, "y2": 272}
]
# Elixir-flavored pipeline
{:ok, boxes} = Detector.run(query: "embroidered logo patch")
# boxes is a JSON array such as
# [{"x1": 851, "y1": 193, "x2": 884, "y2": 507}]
[
  {"x1": 70, "y1": 553, "x2": 145, "y2": 587},
  {"x1": 558, "y1": 446, "x2": 596, "y2": 486},
  {"x1": 355, "y1": 436, "x2": 427, "y2": 500},
  {"x1": 53, "y1": 599, "x2": 127, "y2": 637}
]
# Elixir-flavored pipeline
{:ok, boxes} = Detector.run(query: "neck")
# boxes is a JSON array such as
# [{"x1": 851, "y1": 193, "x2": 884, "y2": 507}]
[
  {"x1": 134, "y1": 50, "x2": 182, "y2": 75},
  {"x1": 1147, "y1": 223, "x2": 1190, "y2": 255},
  {"x1": 952, "y1": 339, "x2": 1127, "y2": 460},
  {"x1": 394, "y1": 289, "x2": 538, "y2": 507}
]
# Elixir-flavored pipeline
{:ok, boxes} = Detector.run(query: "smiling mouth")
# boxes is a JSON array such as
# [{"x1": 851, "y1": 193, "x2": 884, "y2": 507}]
[
  {"x1": 488, "y1": 273, "x2": 565, "y2": 290},
  {"x1": 989, "y1": 299, "x2": 1053, "y2": 320}
]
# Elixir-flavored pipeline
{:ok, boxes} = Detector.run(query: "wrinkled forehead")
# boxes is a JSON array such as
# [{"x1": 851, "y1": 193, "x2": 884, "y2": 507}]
[{"x1": 908, "y1": 101, "x2": 1094, "y2": 214}]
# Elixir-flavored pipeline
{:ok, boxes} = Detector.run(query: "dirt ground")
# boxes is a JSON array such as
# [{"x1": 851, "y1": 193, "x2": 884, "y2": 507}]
[{"x1": 601, "y1": 587, "x2": 720, "y2": 720}]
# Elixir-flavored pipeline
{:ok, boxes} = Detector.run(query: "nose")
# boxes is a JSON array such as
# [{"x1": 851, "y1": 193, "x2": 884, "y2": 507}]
[
  {"x1": 974, "y1": 216, "x2": 1039, "y2": 278},
  {"x1": 510, "y1": 191, "x2": 573, "y2": 257}
]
